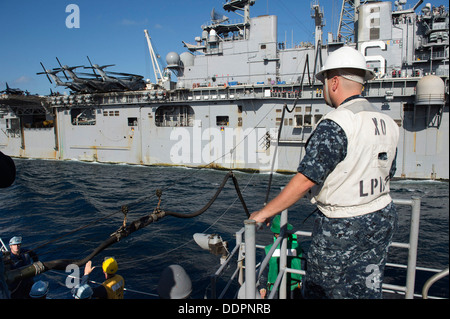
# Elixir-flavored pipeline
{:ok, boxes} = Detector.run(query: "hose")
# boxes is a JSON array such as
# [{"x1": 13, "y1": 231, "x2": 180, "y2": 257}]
[
  {"x1": 264, "y1": 102, "x2": 297, "y2": 205},
  {"x1": 165, "y1": 171, "x2": 250, "y2": 218},
  {"x1": 3, "y1": 170, "x2": 250, "y2": 284}
]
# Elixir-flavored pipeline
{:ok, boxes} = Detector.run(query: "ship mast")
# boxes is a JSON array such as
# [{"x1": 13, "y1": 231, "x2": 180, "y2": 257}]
[
  {"x1": 223, "y1": 0, "x2": 254, "y2": 24},
  {"x1": 311, "y1": 1, "x2": 325, "y2": 49},
  {"x1": 223, "y1": 0, "x2": 255, "y2": 39},
  {"x1": 311, "y1": 1, "x2": 325, "y2": 77},
  {"x1": 337, "y1": 0, "x2": 366, "y2": 43}
]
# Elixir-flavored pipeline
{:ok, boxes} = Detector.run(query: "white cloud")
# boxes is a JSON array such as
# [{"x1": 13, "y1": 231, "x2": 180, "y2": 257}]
[
  {"x1": 121, "y1": 18, "x2": 149, "y2": 26},
  {"x1": 14, "y1": 76, "x2": 33, "y2": 85}
]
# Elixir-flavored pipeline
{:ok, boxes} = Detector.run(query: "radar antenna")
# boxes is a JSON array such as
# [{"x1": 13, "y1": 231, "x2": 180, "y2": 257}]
[{"x1": 311, "y1": 1, "x2": 325, "y2": 49}]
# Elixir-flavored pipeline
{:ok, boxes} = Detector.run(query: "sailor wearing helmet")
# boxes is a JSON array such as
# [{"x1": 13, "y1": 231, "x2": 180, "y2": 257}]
[
  {"x1": 6, "y1": 236, "x2": 39, "y2": 298},
  {"x1": 29, "y1": 280, "x2": 50, "y2": 299},
  {"x1": 77, "y1": 258, "x2": 125, "y2": 299},
  {"x1": 250, "y1": 46, "x2": 399, "y2": 299}
]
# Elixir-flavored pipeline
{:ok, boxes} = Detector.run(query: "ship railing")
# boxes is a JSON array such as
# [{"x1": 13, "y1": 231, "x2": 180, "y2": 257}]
[
  {"x1": 422, "y1": 267, "x2": 449, "y2": 299},
  {"x1": 415, "y1": 50, "x2": 449, "y2": 62},
  {"x1": 0, "y1": 238, "x2": 8, "y2": 253},
  {"x1": 211, "y1": 196, "x2": 448, "y2": 299}
]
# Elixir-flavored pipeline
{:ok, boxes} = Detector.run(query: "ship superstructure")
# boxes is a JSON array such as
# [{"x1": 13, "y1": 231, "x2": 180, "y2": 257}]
[{"x1": 0, "y1": 0, "x2": 448, "y2": 179}]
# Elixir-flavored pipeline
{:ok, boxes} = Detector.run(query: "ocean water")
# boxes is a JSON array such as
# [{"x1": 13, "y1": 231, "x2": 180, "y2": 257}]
[{"x1": 0, "y1": 158, "x2": 448, "y2": 299}]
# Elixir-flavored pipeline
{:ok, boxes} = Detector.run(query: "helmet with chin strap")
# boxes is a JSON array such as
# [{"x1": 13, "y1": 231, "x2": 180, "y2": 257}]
[{"x1": 315, "y1": 46, "x2": 375, "y2": 84}]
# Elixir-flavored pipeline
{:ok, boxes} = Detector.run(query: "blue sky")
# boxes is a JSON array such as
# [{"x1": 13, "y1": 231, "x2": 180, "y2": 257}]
[{"x1": 0, "y1": 0, "x2": 445, "y2": 95}]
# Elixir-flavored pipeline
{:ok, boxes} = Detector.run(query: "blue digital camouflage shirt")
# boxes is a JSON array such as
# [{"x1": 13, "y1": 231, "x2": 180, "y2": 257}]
[
  {"x1": 297, "y1": 117, "x2": 398, "y2": 299},
  {"x1": 297, "y1": 119, "x2": 347, "y2": 184}
]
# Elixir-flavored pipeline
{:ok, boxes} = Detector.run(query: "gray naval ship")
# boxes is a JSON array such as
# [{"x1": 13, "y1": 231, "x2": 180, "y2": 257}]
[{"x1": 0, "y1": 0, "x2": 448, "y2": 179}]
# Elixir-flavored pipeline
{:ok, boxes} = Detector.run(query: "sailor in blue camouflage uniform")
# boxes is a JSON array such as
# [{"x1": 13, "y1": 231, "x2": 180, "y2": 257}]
[
  {"x1": 250, "y1": 46, "x2": 399, "y2": 299},
  {"x1": 298, "y1": 118, "x2": 398, "y2": 299}
]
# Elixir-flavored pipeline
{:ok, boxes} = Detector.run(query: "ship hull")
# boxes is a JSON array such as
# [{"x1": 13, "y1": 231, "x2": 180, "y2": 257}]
[{"x1": 2, "y1": 82, "x2": 448, "y2": 180}]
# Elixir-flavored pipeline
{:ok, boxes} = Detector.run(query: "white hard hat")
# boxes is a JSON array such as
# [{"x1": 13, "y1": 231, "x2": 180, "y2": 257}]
[
  {"x1": 9, "y1": 236, "x2": 22, "y2": 245},
  {"x1": 315, "y1": 46, "x2": 375, "y2": 83}
]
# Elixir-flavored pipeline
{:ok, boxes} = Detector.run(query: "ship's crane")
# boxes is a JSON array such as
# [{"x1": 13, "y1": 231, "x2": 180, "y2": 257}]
[{"x1": 144, "y1": 29, "x2": 164, "y2": 84}]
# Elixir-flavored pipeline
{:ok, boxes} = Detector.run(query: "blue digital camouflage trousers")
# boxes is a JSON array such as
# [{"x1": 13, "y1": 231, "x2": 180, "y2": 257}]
[{"x1": 303, "y1": 202, "x2": 398, "y2": 299}]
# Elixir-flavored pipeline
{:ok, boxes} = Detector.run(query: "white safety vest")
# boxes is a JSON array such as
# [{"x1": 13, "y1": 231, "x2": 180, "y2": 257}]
[{"x1": 309, "y1": 98, "x2": 399, "y2": 218}]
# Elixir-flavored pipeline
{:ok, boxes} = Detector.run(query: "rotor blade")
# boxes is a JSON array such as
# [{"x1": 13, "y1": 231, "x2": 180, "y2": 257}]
[
  {"x1": 86, "y1": 56, "x2": 98, "y2": 76},
  {"x1": 100, "y1": 64, "x2": 115, "y2": 69},
  {"x1": 56, "y1": 57, "x2": 63, "y2": 67},
  {"x1": 78, "y1": 72, "x2": 102, "y2": 78},
  {"x1": 84, "y1": 64, "x2": 115, "y2": 70},
  {"x1": 39, "y1": 62, "x2": 53, "y2": 84},
  {"x1": 106, "y1": 71, "x2": 133, "y2": 75},
  {"x1": 67, "y1": 65, "x2": 84, "y2": 71},
  {"x1": 56, "y1": 57, "x2": 69, "y2": 80},
  {"x1": 106, "y1": 71, "x2": 143, "y2": 78}
]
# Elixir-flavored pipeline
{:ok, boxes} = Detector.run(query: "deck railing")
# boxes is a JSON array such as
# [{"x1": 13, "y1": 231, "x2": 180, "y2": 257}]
[{"x1": 211, "y1": 196, "x2": 448, "y2": 299}]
